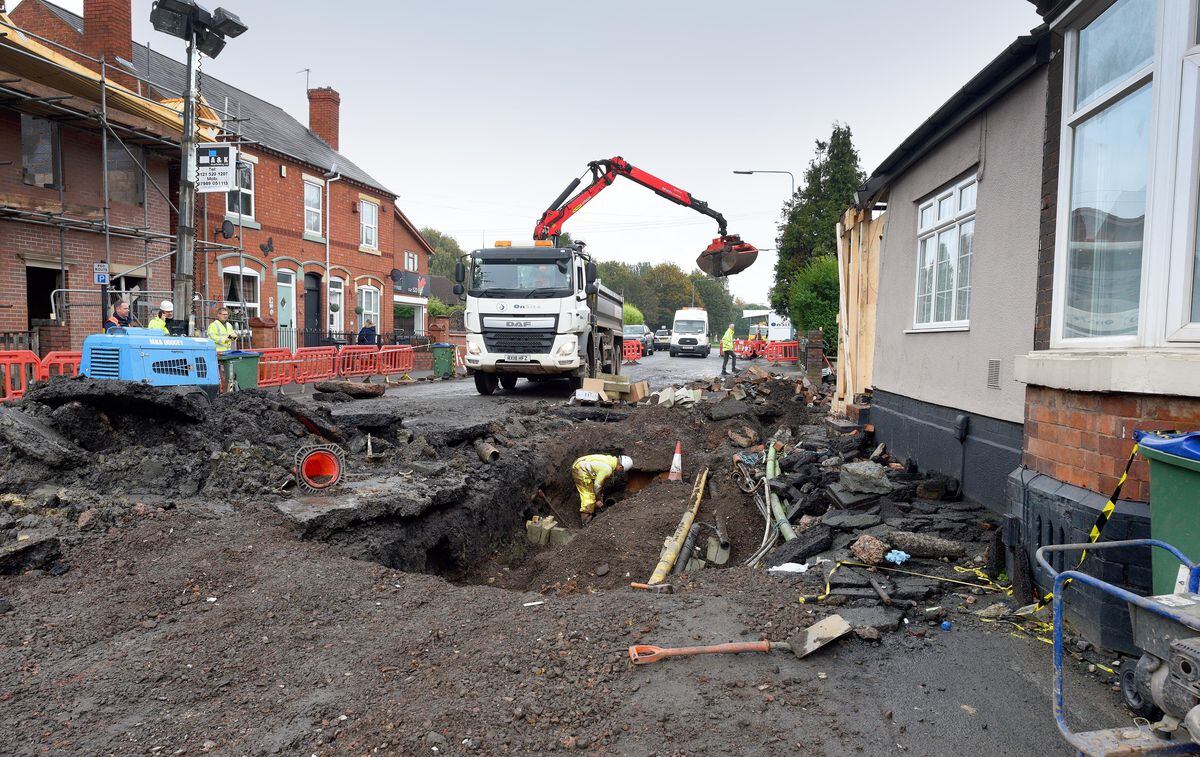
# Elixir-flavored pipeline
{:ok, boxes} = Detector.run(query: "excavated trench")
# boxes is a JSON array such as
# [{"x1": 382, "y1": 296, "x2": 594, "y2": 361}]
[{"x1": 288, "y1": 401, "x2": 770, "y2": 593}]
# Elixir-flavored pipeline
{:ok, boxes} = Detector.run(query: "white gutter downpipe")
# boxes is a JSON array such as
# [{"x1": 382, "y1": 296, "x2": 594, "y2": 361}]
[{"x1": 324, "y1": 166, "x2": 343, "y2": 332}]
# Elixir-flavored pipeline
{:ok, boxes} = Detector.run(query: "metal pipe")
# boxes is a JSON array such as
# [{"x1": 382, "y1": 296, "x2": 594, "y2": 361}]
[{"x1": 473, "y1": 439, "x2": 500, "y2": 463}]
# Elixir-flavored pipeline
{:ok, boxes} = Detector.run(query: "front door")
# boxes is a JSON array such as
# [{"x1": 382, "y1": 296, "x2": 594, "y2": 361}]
[
  {"x1": 303, "y1": 272, "x2": 322, "y2": 347},
  {"x1": 277, "y1": 270, "x2": 296, "y2": 350}
]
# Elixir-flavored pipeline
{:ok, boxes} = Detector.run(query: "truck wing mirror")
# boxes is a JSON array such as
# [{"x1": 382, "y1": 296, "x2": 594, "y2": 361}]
[
  {"x1": 453, "y1": 283, "x2": 464, "y2": 298},
  {"x1": 585, "y1": 282, "x2": 598, "y2": 295},
  {"x1": 585, "y1": 261, "x2": 597, "y2": 282},
  {"x1": 454, "y1": 261, "x2": 465, "y2": 283}
]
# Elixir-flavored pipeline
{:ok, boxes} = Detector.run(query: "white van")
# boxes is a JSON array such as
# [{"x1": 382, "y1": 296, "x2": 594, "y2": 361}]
[{"x1": 669, "y1": 308, "x2": 710, "y2": 357}]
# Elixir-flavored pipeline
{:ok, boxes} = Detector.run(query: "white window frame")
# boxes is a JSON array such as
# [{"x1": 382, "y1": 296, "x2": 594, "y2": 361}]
[
  {"x1": 357, "y1": 285, "x2": 381, "y2": 329},
  {"x1": 1050, "y1": 0, "x2": 1200, "y2": 349},
  {"x1": 911, "y1": 175, "x2": 977, "y2": 331},
  {"x1": 360, "y1": 200, "x2": 379, "y2": 250},
  {"x1": 221, "y1": 265, "x2": 260, "y2": 318},
  {"x1": 328, "y1": 277, "x2": 345, "y2": 332},
  {"x1": 404, "y1": 250, "x2": 419, "y2": 271},
  {"x1": 303, "y1": 178, "x2": 323, "y2": 235},
  {"x1": 227, "y1": 159, "x2": 255, "y2": 220}
]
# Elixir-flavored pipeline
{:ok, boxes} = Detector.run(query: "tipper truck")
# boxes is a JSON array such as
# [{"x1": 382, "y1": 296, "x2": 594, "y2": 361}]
[{"x1": 454, "y1": 241, "x2": 624, "y2": 395}]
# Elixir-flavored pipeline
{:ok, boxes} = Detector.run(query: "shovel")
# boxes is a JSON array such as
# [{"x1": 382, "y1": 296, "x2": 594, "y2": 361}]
[{"x1": 627, "y1": 615, "x2": 852, "y2": 665}]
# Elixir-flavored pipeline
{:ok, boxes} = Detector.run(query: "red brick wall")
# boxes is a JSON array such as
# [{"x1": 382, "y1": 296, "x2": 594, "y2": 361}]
[
  {"x1": 1022, "y1": 386, "x2": 1200, "y2": 502},
  {"x1": 1034, "y1": 32, "x2": 1064, "y2": 350},
  {"x1": 81, "y1": 0, "x2": 132, "y2": 66},
  {"x1": 10, "y1": 1, "x2": 87, "y2": 66},
  {"x1": 394, "y1": 216, "x2": 431, "y2": 276},
  {"x1": 0, "y1": 110, "x2": 172, "y2": 351},
  {"x1": 196, "y1": 150, "x2": 396, "y2": 338}
]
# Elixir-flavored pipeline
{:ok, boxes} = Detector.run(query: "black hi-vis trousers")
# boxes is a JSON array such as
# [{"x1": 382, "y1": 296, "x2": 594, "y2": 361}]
[{"x1": 721, "y1": 349, "x2": 737, "y2": 374}]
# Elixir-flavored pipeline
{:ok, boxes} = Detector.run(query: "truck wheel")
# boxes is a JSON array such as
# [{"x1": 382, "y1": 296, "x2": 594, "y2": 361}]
[
  {"x1": 567, "y1": 374, "x2": 583, "y2": 391},
  {"x1": 499, "y1": 375, "x2": 518, "y2": 390},
  {"x1": 474, "y1": 372, "x2": 498, "y2": 395}
]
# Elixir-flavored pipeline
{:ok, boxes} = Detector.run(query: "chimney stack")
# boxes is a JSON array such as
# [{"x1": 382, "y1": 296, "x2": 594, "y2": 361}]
[
  {"x1": 83, "y1": 0, "x2": 133, "y2": 69},
  {"x1": 308, "y1": 87, "x2": 341, "y2": 151}
]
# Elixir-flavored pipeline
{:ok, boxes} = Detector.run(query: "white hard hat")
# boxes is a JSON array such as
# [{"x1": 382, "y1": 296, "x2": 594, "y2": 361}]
[
  {"x1": 160, "y1": 300, "x2": 174, "y2": 312},
  {"x1": 619, "y1": 455, "x2": 633, "y2": 470}
]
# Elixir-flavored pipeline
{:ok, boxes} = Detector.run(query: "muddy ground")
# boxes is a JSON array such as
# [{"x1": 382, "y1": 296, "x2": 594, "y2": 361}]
[{"x1": 0, "y1": 365, "x2": 1131, "y2": 755}]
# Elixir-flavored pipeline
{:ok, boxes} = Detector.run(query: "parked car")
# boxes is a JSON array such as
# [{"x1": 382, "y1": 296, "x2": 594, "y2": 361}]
[
  {"x1": 653, "y1": 328, "x2": 671, "y2": 351},
  {"x1": 623, "y1": 323, "x2": 654, "y2": 355}
]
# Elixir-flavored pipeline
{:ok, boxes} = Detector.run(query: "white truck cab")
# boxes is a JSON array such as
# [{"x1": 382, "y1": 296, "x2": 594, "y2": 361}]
[
  {"x1": 669, "y1": 307, "x2": 711, "y2": 358},
  {"x1": 455, "y1": 242, "x2": 624, "y2": 394}
]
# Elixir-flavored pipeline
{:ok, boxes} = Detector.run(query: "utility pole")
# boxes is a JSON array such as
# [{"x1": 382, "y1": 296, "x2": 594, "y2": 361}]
[{"x1": 173, "y1": 30, "x2": 198, "y2": 334}]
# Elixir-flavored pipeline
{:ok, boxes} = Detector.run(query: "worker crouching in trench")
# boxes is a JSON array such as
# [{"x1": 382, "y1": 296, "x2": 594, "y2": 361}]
[{"x1": 572, "y1": 453, "x2": 633, "y2": 525}]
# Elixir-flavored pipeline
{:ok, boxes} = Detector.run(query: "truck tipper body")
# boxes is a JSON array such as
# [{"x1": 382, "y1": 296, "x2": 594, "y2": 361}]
[{"x1": 456, "y1": 244, "x2": 624, "y2": 394}]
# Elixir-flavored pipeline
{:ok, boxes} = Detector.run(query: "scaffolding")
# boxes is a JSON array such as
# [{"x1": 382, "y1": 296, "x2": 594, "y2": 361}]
[{"x1": 0, "y1": 12, "x2": 254, "y2": 336}]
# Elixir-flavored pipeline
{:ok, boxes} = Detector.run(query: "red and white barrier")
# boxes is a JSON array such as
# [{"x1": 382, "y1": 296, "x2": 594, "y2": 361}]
[
  {"x1": 337, "y1": 345, "x2": 379, "y2": 378},
  {"x1": 256, "y1": 348, "x2": 295, "y2": 387},
  {"x1": 377, "y1": 345, "x2": 415, "y2": 379},
  {"x1": 622, "y1": 340, "x2": 644, "y2": 364},
  {"x1": 292, "y1": 346, "x2": 338, "y2": 383},
  {"x1": 764, "y1": 340, "x2": 799, "y2": 364},
  {"x1": 38, "y1": 350, "x2": 83, "y2": 380},
  {"x1": 0, "y1": 350, "x2": 43, "y2": 402}
]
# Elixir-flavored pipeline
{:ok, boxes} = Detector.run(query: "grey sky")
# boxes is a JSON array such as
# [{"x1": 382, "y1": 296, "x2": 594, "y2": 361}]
[{"x1": 28, "y1": 0, "x2": 1041, "y2": 304}]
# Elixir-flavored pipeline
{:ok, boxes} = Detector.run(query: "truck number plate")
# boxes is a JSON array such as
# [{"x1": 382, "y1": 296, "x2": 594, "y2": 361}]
[{"x1": 506, "y1": 354, "x2": 530, "y2": 362}]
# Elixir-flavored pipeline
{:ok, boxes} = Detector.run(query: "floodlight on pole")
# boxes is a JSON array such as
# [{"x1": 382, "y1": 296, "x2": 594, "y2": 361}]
[{"x1": 150, "y1": 0, "x2": 248, "y2": 334}]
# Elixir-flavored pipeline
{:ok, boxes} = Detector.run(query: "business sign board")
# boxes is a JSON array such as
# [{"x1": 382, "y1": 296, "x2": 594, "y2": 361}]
[
  {"x1": 195, "y1": 144, "x2": 237, "y2": 193},
  {"x1": 393, "y1": 270, "x2": 430, "y2": 297}
]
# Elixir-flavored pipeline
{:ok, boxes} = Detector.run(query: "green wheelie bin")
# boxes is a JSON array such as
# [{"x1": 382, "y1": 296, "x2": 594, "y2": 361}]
[
  {"x1": 1136, "y1": 431, "x2": 1200, "y2": 594},
  {"x1": 431, "y1": 343, "x2": 456, "y2": 378}
]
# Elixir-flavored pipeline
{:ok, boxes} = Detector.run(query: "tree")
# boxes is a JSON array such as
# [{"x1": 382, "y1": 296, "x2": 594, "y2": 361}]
[
  {"x1": 420, "y1": 227, "x2": 465, "y2": 279},
  {"x1": 623, "y1": 302, "x2": 644, "y2": 325},
  {"x1": 771, "y1": 123, "x2": 863, "y2": 312},
  {"x1": 787, "y1": 256, "x2": 840, "y2": 352},
  {"x1": 556, "y1": 232, "x2": 574, "y2": 248},
  {"x1": 427, "y1": 295, "x2": 462, "y2": 318}
]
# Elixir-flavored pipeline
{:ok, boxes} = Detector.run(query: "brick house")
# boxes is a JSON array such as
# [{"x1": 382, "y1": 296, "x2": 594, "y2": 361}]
[
  {"x1": 392, "y1": 206, "x2": 435, "y2": 336},
  {"x1": 1008, "y1": 0, "x2": 1200, "y2": 651},
  {"x1": 0, "y1": 0, "x2": 177, "y2": 353},
  {"x1": 10, "y1": 0, "x2": 433, "y2": 349}
]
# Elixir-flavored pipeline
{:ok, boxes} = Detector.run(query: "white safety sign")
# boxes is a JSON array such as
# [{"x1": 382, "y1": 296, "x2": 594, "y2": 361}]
[{"x1": 196, "y1": 144, "x2": 237, "y2": 193}]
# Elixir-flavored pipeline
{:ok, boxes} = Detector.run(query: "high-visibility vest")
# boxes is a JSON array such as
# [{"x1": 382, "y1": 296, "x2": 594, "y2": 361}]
[
  {"x1": 207, "y1": 320, "x2": 237, "y2": 352},
  {"x1": 572, "y1": 454, "x2": 619, "y2": 494},
  {"x1": 147, "y1": 316, "x2": 170, "y2": 335},
  {"x1": 721, "y1": 328, "x2": 735, "y2": 352}
]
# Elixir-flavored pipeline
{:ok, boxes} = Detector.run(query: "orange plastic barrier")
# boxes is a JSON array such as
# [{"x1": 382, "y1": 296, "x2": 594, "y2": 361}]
[
  {"x1": 256, "y1": 348, "x2": 295, "y2": 387},
  {"x1": 39, "y1": 350, "x2": 82, "y2": 380},
  {"x1": 764, "y1": 340, "x2": 799, "y2": 364},
  {"x1": 0, "y1": 350, "x2": 42, "y2": 402},
  {"x1": 292, "y1": 346, "x2": 337, "y2": 383},
  {"x1": 337, "y1": 345, "x2": 379, "y2": 378},
  {"x1": 622, "y1": 340, "x2": 644, "y2": 364},
  {"x1": 377, "y1": 345, "x2": 415, "y2": 377}
]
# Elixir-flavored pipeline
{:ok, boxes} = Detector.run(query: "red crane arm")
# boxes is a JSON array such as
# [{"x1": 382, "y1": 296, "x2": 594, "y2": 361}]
[{"x1": 533, "y1": 156, "x2": 728, "y2": 240}]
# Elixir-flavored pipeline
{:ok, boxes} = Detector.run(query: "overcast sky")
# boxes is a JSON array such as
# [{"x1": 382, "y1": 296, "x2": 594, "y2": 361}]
[{"x1": 24, "y1": 0, "x2": 1040, "y2": 303}]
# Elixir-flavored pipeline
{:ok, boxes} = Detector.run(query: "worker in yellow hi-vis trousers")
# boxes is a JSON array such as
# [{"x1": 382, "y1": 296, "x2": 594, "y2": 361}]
[{"x1": 572, "y1": 453, "x2": 633, "y2": 525}]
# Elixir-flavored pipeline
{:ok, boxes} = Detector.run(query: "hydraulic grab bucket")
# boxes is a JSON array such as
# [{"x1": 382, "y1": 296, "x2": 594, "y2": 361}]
[{"x1": 696, "y1": 234, "x2": 758, "y2": 278}]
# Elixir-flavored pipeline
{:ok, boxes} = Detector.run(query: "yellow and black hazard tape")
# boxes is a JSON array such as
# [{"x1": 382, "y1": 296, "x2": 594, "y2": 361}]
[
  {"x1": 799, "y1": 561, "x2": 1005, "y2": 604},
  {"x1": 1019, "y1": 439, "x2": 1143, "y2": 615}
]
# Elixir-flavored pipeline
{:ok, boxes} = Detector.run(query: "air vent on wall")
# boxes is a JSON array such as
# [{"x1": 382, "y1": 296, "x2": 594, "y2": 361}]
[{"x1": 987, "y1": 358, "x2": 1001, "y2": 390}]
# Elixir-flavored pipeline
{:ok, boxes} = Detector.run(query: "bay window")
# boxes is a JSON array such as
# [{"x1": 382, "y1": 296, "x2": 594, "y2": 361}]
[{"x1": 1052, "y1": 0, "x2": 1200, "y2": 346}]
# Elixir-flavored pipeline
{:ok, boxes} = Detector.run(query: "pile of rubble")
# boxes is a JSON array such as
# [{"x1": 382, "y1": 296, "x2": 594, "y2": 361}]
[{"x1": 641, "y1": 365, "x2": 1011, "y2": 641}]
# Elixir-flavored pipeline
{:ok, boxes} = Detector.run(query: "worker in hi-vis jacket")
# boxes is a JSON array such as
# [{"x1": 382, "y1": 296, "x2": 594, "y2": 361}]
[{"x1": 571, "y1": 453, "x2": 633, "y2": 525}]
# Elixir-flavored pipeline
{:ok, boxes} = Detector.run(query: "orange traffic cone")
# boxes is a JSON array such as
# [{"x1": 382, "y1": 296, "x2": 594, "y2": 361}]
[{"x1": 668, "y1": 441, "x2": 683, "y2": 481}]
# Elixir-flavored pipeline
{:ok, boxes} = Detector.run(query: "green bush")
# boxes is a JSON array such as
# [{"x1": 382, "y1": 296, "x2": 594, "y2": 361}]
[
  {"x1": 623, "y1": 302, "x2": 645, "y2": 325},
  {"x1": 787, "y1": 256, "x2": 840, "y2": 352},
  {"x1": 428, "y1": 296, "x2": 461, "y2": 318}
]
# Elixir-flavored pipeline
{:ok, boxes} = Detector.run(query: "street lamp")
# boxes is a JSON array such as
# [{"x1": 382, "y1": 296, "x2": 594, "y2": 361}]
[
  {"x1": 150, "y1": 0, "x2": 247, "y2": 333},
  {"x1": 732, "y1": 169, "x2": 795, "y2": 198}
]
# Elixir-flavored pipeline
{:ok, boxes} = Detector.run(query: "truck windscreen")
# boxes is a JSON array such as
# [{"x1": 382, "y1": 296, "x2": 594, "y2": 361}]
[
  {"x1": 470, "y1": 258, "x2": 571, "y2": 297},
  {"x1": 674, "y1": 319, "x2": 705, "y2": 334}
]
